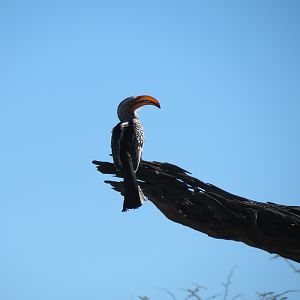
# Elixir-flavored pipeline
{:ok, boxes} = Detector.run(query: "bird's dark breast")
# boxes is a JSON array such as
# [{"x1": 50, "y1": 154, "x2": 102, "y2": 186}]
[
  {"x1": 121, "y1": 120, "x2": 144, "y2": 171},
  {"x1": 111, "y1": 119, "x2": 144, "y2": 173}
]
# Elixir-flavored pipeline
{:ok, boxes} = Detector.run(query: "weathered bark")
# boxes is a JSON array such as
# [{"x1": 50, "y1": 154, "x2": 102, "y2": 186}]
[{"x1": 92, "y1": 159, "x2": 300, "y2": 263}]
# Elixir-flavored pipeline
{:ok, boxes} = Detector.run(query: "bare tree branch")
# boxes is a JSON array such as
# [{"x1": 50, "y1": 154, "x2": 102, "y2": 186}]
[
  {"x1": 222, "y1": 267, "x2": 235, "y2": 300},
  {"x1": 158, "y1": 287, "x2": 178, "y2": 300},
  {"x1": 92, "y1": 160, "x2": 300, "y2": 263}
]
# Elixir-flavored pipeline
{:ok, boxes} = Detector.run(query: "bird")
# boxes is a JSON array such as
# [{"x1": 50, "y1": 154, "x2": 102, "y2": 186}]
[{"x1": 111, "y1": 95, "x2": 161, "y2": 212}]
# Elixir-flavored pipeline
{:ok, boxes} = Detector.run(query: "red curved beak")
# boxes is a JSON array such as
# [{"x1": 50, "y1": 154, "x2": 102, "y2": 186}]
[{"x1": 134, "y1": 95, "x2": 161, "y2": 110}]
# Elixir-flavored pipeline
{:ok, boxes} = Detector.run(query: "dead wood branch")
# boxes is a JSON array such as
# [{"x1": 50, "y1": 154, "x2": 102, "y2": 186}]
[{"x1": 92, "y1": 159, "x2": 300, "y2": 263}]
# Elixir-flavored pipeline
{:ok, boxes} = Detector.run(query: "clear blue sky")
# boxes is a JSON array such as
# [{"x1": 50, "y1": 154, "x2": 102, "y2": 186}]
[{"x1": 1, "y1": 0, "x2": 300, "y2": 299}]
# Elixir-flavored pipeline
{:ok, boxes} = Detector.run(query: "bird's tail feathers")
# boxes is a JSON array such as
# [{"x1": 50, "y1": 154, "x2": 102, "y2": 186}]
[{"x1": 122, "y1": 153, "x2": 144, "y2": 212}]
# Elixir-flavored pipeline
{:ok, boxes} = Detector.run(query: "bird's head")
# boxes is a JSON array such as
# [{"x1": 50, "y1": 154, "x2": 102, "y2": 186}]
[{"x1": 117, "y1": 95, "x2": 160, "y2": 121}]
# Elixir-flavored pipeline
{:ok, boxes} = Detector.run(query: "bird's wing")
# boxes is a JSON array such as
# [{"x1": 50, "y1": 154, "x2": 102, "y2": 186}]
[
  {"x1": 111, "y1": 120, "x2": 144, "y2": 172},
  {"x1": 111, "y1": 122, "x2": 129, "y2": 171},
  {"x1": 129, "y1": 118, "x2": 144, "y2": 172}
]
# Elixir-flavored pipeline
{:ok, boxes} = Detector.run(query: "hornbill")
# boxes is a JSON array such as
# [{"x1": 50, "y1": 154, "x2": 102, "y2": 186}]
[{"x1": 111, "y1": 95, "x2": 161, "y2": 212}]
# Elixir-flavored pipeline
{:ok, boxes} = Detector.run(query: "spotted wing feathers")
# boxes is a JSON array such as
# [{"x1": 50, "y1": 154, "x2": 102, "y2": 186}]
[{"x1": 111, "y1": 119, "x2": 144, "y2": 172}]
